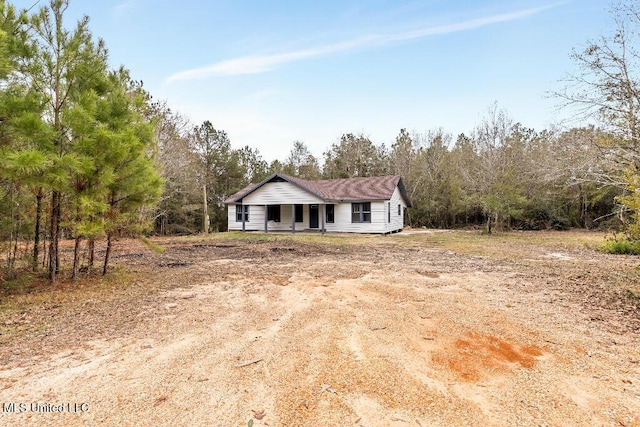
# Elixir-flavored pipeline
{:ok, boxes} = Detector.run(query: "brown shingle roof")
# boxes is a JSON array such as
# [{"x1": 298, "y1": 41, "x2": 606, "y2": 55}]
[{"x1": 224, "y1": 173, "x2": 411, "y2": 206}]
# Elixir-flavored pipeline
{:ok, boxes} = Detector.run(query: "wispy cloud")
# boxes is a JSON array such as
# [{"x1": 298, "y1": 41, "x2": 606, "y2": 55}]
[
  {"x1": 166, "y1": 1, "x2": 569, "y2": 84},
  {"x1": 113, "y1": 1, "x2": 135, "y2": 19}
]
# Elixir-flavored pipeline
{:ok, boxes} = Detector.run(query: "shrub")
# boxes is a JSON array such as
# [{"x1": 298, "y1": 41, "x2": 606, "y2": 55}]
[
  {"x1": 550, "y1": 217, "x2": 572, "y2": 231},
  {"x1": 597, "y1": 236, "x2": 640, "y2": 255}
]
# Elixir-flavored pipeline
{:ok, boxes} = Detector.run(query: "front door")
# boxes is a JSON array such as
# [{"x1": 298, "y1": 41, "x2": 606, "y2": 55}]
[{"x1": 309, "y1": 205, "x2": 319, "y2": 228}]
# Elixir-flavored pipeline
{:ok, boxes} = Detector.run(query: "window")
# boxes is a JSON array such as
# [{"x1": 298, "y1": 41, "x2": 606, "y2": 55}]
[
  {"x1": 267, "y1": 205, "x2": 281, "y2": 222},
  {"x1": 388, "y1": 202, "x2": 391, "y2": 223},
  {"x1": 351, "y1": 202, "x2": 371, "y2": 223},
  {"x1": 295, "y1": 204, "x2": 303, "y2": 223},
  {"x1": 235, "y1": 205, "x2": 249, "y2": 222},
  {"x1": 398, "y1": 204, "x2": 401, "y2": 216},
  {"x1": 326, "y1": 204, "x2": 335, "y2": 223}
]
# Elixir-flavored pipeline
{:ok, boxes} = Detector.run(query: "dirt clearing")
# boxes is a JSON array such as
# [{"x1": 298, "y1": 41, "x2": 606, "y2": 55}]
[{"x1": 1, "y1": 231, "x2": 639, "y2": 426}]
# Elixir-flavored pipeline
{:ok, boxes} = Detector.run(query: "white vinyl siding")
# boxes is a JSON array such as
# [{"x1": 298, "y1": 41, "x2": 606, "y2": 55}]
[
  {"x1": 243, "y1": 181, "x2": 323, "y2": 205},
  {"x1": 383, "y1": 186, "x2": 407, "y2": 233},
  {"x1": 228, "y1": 205, "x2": 265, "y2": 231},
  {"x1": 322, "y1": 201, "x2": 386, "y2": 233}
]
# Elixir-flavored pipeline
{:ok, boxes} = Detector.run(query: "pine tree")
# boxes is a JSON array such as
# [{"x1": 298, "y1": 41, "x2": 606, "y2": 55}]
[
  {"x1": 26, "y1": 0, "x2": 109, "y2": 283},
  {"x1": 100, "y1": 69, "x2": 162, "y2": 275},
  {"x1": 0, "y1": 1, "x2": 50, "y2": 275}
]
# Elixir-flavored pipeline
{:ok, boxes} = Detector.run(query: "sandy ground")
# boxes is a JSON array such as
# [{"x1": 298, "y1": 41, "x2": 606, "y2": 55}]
[{"x1": 1, "y1": 233, "x2": 639, "y2": 426}]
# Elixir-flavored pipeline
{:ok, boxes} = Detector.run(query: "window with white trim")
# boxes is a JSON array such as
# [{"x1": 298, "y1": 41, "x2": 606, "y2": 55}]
[
  {"x1": 351, "y1": 202, "x2": 371, "y2": 223},
  {"x1": 236, "y1": 205, "x2": 249, "y2": 222}
]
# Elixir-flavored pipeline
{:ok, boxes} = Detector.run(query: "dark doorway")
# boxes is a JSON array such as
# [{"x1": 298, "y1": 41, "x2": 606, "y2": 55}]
[{"x1": 310, "y1": 205, "x2": 319, "y2": 228}]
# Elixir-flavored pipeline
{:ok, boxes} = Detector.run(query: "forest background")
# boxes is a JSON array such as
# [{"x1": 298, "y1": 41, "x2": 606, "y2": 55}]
[{"x1": 2, "y1": 0, "x2": 640, "y2": 283}]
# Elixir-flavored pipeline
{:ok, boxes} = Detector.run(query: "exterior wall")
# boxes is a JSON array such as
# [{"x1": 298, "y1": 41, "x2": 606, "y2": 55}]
[
  {"x1": 383, "y1": 186, "x2": 407, "y2": 233},
  {"x1": 243, "y1": 181, "x2": 324, "y2": 205},
  {"x1": 227, "y1": 204, "x2": 312, "y2": 231},
  {"x1": 323, "y1": 201, "x2": 387, "y2": 233},
  {"x1": 227, "y1": 204, "x2": 265, "y2": 231}
]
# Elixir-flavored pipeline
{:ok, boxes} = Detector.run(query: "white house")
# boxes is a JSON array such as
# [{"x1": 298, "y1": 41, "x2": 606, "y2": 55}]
[{"x1": 224, "y1": 173, "x2": 410, "y2": 234}]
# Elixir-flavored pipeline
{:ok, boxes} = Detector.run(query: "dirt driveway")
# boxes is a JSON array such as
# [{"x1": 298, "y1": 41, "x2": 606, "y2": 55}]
[{"x1": 1, "y1": 232, "x2": 639, "y2": 426}]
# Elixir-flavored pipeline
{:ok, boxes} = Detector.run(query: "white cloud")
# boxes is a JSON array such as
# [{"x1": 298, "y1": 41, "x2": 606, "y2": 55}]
[
  {"x1": 165, "y1": 37, "x2": 376, "y2": 82},
  {"x1": 165, "y1": 1, "x2": 569, "y2": 83},
  {"x1": 113, "y1": 1, "x2": 135, "y2": 18}
]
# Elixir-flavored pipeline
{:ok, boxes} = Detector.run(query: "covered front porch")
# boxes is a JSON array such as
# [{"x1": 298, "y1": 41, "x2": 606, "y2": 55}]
[{"x1": 235, "y1": 203, "x2": 332, "y2": 234}]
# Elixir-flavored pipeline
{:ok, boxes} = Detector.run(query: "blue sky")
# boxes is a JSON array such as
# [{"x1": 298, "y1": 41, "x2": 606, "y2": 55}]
[{"x1": 15, "y1": 0, "x2": 610, "y2": 161}]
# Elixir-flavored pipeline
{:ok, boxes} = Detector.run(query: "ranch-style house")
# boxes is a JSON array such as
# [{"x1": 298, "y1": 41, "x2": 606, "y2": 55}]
[{"x1": 224, "y1": 173, "x2": 410, "y2": 234}]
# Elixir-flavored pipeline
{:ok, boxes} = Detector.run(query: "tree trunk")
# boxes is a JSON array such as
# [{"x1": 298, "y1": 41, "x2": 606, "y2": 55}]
[
  {"x1": 12, "y1": 232, "x2": 18, "y2": 272},
  {"x1": 87, "y1": 238, "x2": 95, "y2": 272},
  {"x1": 486, "y1": 214, "x2": 492, "y2": 234},
  {"x1": 7, "y1": 210, "x2": 20, "y2": 279},
  {"x1": 582, "y1": 188, "x2": 589, "y2": 228},
  {"x1": 203, "y1": 184, "x2": 209, "y2": 235},
  {"x1": 33, "y1": 189, "x2": 43, "y2": 272},
  {"x1": 42, "y1": 218, "x2": 48, "y2": 269},
  {"x1": 23, "y1": 238, "x2": 30, "y2": 259},
  {"x1": 49, "y1": 190, "x2": 61, "y2": 284},
  {"x1": 71, "y1": 235, "x2": 81, "y2": 280},
  {"x1": 102, "y1": 233, "x2": 112, "y2": 276},
  {"x1": 6, "y1": 229, "x2": 15, "y2": 279}
]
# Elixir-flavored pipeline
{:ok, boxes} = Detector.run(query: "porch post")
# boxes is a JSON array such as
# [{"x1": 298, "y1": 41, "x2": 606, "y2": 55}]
[
  {"x1": 291, "y1": 204, "x2": 296, "y2": 234},
  {"x1": 241, "y1": 203, "x2": 246, "y2": 231},
  {"x1": 264, "y1": 204, "x2": 268, "y2": 233},
  {"x1": 321, "y1": 204, "x2": 326, "y2": 236}
]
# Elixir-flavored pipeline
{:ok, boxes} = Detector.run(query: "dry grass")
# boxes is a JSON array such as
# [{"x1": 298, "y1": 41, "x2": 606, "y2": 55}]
[
  {"x1": 397, "y1": 229, "x2": 607, "y2": 256},
  {"x1": 1, "y1": 229, "x2": 639, "y2": 426}
]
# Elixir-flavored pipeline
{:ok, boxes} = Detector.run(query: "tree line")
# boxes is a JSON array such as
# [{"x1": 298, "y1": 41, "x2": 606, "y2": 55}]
[
  {"x1": 156, "y1": 105, "x2": 621, "y2": 235},
  {"x1": 154, "y1": 0, "x2": 640, "y2": 246},
  {"x1": 2, "y1": 0, "x2": 640, "y2": 283}
]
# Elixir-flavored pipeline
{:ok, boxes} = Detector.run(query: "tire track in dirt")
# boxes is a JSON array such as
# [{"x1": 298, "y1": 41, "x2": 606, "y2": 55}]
[{"x1": 1, "y1": 239, "x2": 639, "y2": 426}]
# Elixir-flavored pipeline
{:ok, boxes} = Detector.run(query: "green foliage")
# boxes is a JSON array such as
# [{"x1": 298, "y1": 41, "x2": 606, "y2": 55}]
[
  {"x1": 0, "y1": 1, "x2": 163, "y2": 281},
  {"x1": 597, "y1": 236, "x2": 640, "y2": 255},
  {"x1": 626, "y1": 289, "x2": 640, "y2": 301},
  {"x1": 617, "y1": 167, "x2": 640, "y2": 239},
  {"x1": 153, "y1": 110, "x2": 270, "y2": 234},
  {"x1": 283, "y1": 140, "x2": 320, "y2": 179},
  {"x1": 323, "y1": 133, "x2": 388, "y2": 178},
  {"x1": 140, "y1": 236, "x2": 165, "y2": 254}
]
